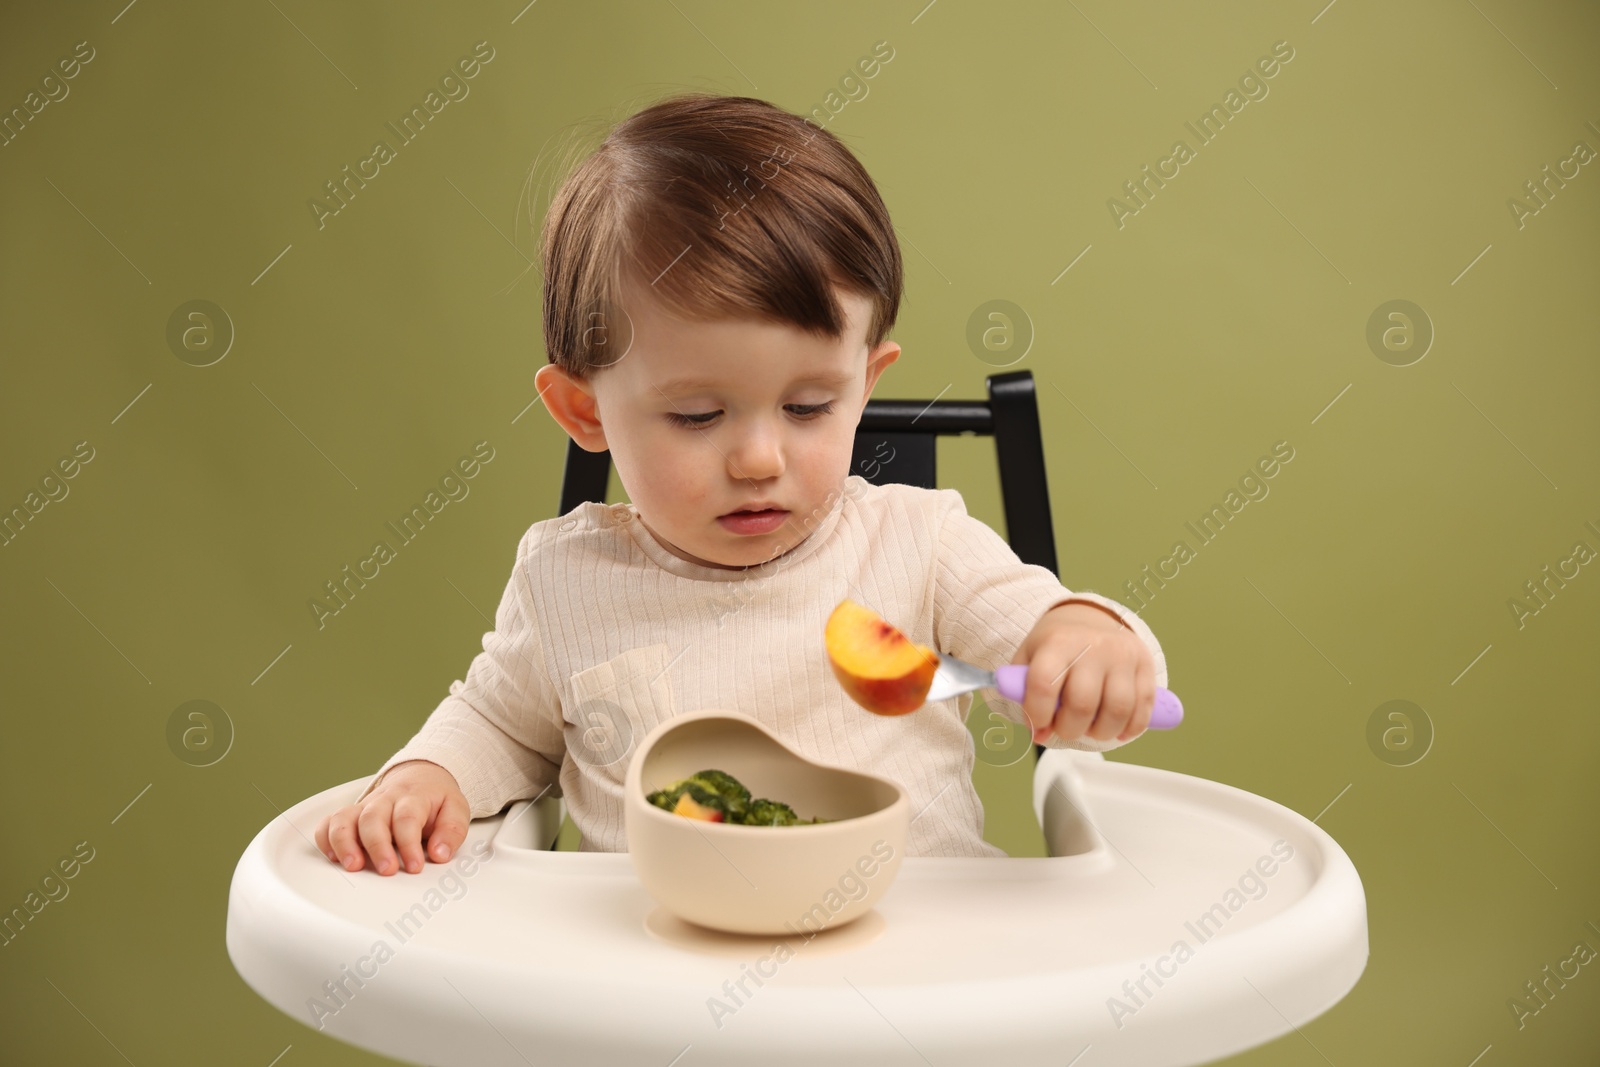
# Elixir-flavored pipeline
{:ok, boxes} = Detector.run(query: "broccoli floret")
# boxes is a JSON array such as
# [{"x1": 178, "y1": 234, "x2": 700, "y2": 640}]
[
  {"x1": 744, "y1": 798, "x2": 801, "y2": 826},
  {"x1": 646, "y1": 769, "x2": 832, "y2": 826},
  {"x1": 682, "y1": 769, "x2": 751, "y2": 821},
  {"x1": 672, "y1": 783, "x2": 730, "y2": 821},
  {"x1": 685, "y1": 769, "x2": 749, "y2": 801},
  {"x1": 646, "y1": 782, "x2": 687, "y2": 811},
  {"x1": 646, "y1": 780, "x2": 731, "y2": 820},
  {"x1": 647, "y1": 770, "x2": 750, "y2": 821}
]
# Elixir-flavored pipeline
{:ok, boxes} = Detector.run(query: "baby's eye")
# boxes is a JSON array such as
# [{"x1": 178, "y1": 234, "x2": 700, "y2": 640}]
[
  {"x1": 664, "y1": 401, "x2": 834, "y2": 429},
  {"x1": 665, "y1": 410, "x2": 719, "y2": 428}
]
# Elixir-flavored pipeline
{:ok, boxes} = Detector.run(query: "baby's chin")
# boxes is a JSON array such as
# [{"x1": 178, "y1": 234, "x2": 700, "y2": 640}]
[
  {"x1": 710, "y1": 534, "x2": 803, "y2": 569},
  {"x1": 700, "y1": 527, "x2": 814, "y2": 570},
  {"x1": 641, "y1": 521, "x2": 781, "y2": 570}
]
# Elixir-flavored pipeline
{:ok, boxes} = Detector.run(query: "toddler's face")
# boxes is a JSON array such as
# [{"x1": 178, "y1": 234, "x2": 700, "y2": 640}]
[{"x1": 538, "y1": 280, "x2": 899, "y2": 569}]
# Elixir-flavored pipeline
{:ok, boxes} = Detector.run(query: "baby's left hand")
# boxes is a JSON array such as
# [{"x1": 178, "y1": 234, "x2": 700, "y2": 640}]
[{"x1": 1010, "y1": 600, "x2": 1155, "y2": 744}]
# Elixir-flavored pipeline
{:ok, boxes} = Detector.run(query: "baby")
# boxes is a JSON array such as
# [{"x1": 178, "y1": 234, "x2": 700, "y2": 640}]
[{"x1": 316, "y1": 92, "x2": 1167, "y2": 876}]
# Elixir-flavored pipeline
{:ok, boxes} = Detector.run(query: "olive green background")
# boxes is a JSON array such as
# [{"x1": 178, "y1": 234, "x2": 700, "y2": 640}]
[{"x1": 2, "y1": 1, "x2": 1596, "y2": 1064}]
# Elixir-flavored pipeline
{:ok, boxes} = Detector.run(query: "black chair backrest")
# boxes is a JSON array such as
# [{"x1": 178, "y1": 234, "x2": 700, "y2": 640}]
[{"x1": 558, "y1": 369, "x2": 1057, "y2": 575}]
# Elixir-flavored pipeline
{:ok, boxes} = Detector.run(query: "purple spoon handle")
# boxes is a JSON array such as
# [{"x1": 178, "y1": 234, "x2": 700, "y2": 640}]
[{"x1": 993, "y1": 665, "x2": 1183, "y2": 729}]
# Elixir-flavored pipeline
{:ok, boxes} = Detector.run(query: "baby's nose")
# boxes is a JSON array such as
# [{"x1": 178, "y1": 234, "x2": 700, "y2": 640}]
[{"x1": 728, "y1": 428, "x2": 785, "y2": 480}]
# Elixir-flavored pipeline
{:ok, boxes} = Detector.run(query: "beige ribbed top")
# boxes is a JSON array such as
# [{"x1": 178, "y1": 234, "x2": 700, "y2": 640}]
[{"x1": 358, "y1": 474, "x2": 1167, "y2": 858}]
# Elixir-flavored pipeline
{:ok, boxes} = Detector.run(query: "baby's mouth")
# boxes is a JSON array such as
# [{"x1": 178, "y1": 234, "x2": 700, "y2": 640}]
[
  {"x1": 716, "y1": 507, "x2": 791, "y2": 534},
  {"x1": 719, "y1": 502, "x2": 788, "y2": 518}
]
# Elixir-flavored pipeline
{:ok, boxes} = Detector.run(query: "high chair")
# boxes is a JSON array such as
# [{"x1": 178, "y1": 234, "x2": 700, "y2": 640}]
[{"x1": 227, "y1": 371, "x2": 1367, "y2": 1065}]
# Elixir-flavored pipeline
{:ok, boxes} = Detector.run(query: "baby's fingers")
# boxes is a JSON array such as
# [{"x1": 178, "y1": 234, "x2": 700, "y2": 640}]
[
  {"x1": 1119, "y1": 659, "x2": 1156, "y2": 741},
  {"x1": 357, "y1": 800, "x2": 402, "y2": 876},
  {"x1": 324, "y1": 805, "x2": 367, "y2": 870},
  {"x1": 314, "y1": 813, "x2": 335, "y2": 863},
  {"x1": 1050, "y1": 661, "x2": 1105, "y2": 742},
  {"x1": 426, "y1": 789, "x2": 470, "y2": 863},
  {"x1": 391, "y1": 795, "x2": 432, "y2": 874},
  {"x1": 1087, "y1": 667, "x2": 1136, "y2": 741}
]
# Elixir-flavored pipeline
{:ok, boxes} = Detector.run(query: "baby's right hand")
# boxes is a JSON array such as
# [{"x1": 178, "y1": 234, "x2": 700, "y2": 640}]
[{"x1": 314, "y1": 760, "x2": 469, "y2": 876}]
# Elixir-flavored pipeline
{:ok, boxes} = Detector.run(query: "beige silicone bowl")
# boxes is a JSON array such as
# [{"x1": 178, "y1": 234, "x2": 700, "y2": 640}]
[{"x1": 624, "y1": 709, "x2": 910, "y2": 936}]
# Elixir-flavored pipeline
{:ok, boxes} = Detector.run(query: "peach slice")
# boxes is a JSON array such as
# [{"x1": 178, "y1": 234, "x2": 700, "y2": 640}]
[
  {"x1": 672, "y1": 792, "x2": 725, "y2": 822},
  {"x1": 824, "y1": 599, "x2": 940, "y2": 716}
]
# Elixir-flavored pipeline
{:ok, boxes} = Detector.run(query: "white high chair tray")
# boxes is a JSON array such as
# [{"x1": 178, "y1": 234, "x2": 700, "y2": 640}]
[{"x1": 228, "y1": 752, "x2": 1366, "y2": 1067}]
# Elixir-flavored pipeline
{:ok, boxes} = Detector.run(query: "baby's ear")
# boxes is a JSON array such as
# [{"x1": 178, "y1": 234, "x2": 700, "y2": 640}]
[
  {"x1": 535, "y1": 364, "x2": 608, "y2": 451},
  {"x1": 862, "y1": 341, "x2": 901, "y2": 399}
]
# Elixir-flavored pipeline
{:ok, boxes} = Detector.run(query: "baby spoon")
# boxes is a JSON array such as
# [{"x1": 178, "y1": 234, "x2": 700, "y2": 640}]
[
  {"x1": 824, "y1": 598, "x2": 1183, "y2": 728},
  {"x1": 926, "y1": 652, "x2": 1183, "y2": 728}
]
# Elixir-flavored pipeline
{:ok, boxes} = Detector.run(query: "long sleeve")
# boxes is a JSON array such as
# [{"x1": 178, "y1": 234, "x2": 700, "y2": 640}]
[
  {"x1": 930, "y1": 490, "x2": 1168, "y2": 754},
  {"x1": 355, "y1": 526, "x2": 565, "y2": 817}
]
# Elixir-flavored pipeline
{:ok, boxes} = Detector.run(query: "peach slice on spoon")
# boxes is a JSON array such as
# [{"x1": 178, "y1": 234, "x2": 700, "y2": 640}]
[
  {"x1": 824, "y1": 599, "x2": 940, "y2": 716},
  {"x1": 825, "y1": 598, "x2": 1187, "y2": 730}
]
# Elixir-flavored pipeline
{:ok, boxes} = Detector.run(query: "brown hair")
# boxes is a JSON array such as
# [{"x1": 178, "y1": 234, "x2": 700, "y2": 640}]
[{"x1": 535, "y1": 92, "x2": 902, "y2": 378}]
